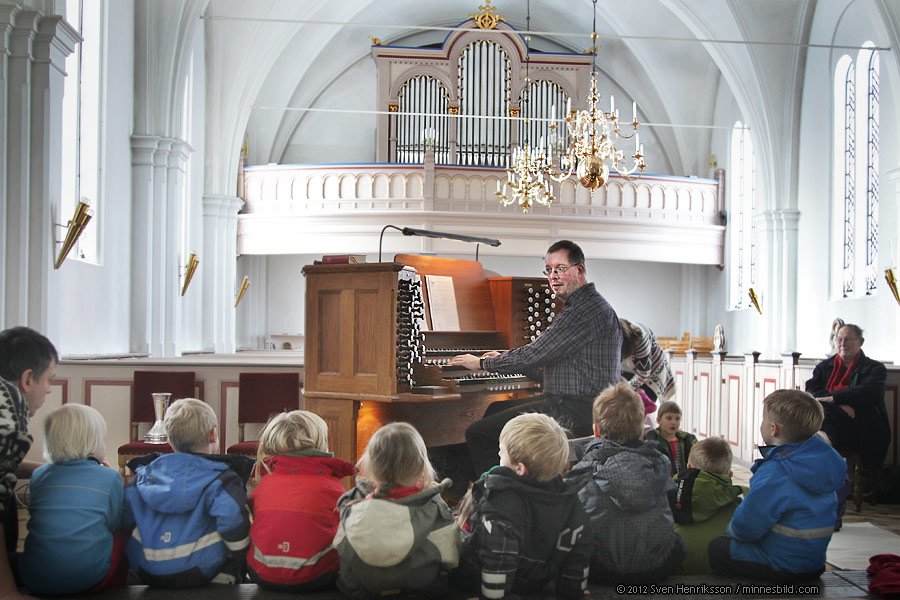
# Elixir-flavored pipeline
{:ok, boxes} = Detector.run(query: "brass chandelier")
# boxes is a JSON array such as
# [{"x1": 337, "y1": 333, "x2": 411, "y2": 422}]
[
  {"x1": 496, "y1": 0, "x2": 553, "y2": 213},
  {"x1": 546, "y1": 0, "x2": 646, "y2": 191}
]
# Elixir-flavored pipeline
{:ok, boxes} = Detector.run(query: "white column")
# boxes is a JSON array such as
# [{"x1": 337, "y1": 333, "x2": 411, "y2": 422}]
[
  {"x1": 130, "y1": 135, "x2": 160, "y2": 354},
  {"x1": 0, "y1": 4, "x2": 17, "y2": 327},
  {"x1": 202, "y1": 195, "x2": 243, "y2": 353},
  {"x1": 4, "y1": 9, "x2": 37, "y2": 327},
  {"x1": 776, "y1": 209, "x2": 800, "y2": 355},
  {"x1": 130, "y1": 135, "x2": 193, "y2": 357},
  {"x1": 29, "y1": 15, "x2": 79, "y2": 337},
  {"x1": 757, "y1": 208, "x2": 800, "y2": 358},
  {"x1": 164, "y1": 139, "x2": 191, "y2": 356}
]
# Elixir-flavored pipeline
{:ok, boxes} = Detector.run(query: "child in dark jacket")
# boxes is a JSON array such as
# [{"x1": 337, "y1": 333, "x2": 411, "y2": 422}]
[
  {"x1": 122, "y1": 398, "x2": 250, "y2": 587},
  {"x1": 710, "y1": 389, "x2": 846, "y2": 582},
  {"x1": 333, "y1": 422, "x2": 459, "y2": 599},
  {"x1": 669, "y1": 436, "x2": 746, "y2": 574},
  {"x1": 567, "y1": 382, "x2": 686, "y2": 583},
  {"x1": 644, "y1": 400, "x2": 697, "y2": 476},
  {"x1": 247, "y1": 410, "x2": 355, "y2": 591},
  {"x1": 455, "y1": 413, "x2": 591, "y2": 599}
]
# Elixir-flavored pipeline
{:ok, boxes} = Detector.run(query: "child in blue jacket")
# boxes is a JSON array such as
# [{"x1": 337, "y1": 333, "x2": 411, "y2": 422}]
[
  {"x1": 710, "y1": 389, "x2": 846, "y2": 582},
  {"x1": 18, "y1": 404, "x2": 125, "y2": 594},
  {"x1": 123, "y1": 398, "x2": 250, "y2": 587}
]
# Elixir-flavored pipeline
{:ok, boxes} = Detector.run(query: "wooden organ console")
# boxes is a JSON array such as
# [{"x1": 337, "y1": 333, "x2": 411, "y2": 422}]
[{"x1": 301, "y1": 254, "x2": 563, "y2": 464}]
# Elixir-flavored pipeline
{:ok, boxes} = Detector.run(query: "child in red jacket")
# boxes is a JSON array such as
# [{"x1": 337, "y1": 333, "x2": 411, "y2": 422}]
[{"x1": 246, "y1": 410, "x2": 355, "y2": 591}]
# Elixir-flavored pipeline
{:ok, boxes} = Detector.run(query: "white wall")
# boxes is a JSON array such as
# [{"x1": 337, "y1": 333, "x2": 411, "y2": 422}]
[
  {"x1": 794, "y1": 1, "x2": 900, "y2": 361},
  {"x1": 56, "y1": 0, "x2": 135, "y2": 356}
]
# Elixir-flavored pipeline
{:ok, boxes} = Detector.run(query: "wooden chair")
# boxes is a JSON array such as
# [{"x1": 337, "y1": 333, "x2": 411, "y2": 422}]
[
  {"x1": 838, "y1": 448, "x2": 864, "y2": 513},
  {"x1": 117, "y1": 371, "x2": 196, "y2": 476},
  {"x1": 226, "y1": 372, "x2": 302, "y2": 459}
]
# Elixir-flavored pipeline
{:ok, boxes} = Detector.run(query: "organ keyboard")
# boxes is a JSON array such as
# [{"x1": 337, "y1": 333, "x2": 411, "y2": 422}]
[{"x1": 301, "y1": 255, "x2": 563, "y2": 463}]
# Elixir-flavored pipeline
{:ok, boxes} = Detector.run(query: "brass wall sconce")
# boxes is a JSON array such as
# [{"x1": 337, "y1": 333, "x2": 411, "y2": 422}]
[
  {"x1": 235, "y1": 276, "x2": 250, "y2": 307},
  {"x1": 885, "y1": 268, "x2": 900, "y2": 308},
  {"x1": 181, "y1": 253, "x2": 199, "y2": 296},
  {"x1": 748, "y1": 287, "x2": 762, "y2": 315},
  {"x1": 54, "y1": 200, "x2": 92, "y2": 269}
]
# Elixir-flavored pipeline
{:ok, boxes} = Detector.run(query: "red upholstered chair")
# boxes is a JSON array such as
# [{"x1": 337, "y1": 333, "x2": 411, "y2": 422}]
[
  {"x1": 226, "y1": 372, "x2": 302, "y2": 458},
  {"x1": 117, "y1": 371, "x2": 196, "y2": 476}
]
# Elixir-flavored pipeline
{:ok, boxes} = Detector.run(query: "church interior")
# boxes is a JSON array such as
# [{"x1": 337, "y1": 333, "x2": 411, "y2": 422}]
[{"x1": 2, "y1": 0, "x2": 900, "y2": 595}]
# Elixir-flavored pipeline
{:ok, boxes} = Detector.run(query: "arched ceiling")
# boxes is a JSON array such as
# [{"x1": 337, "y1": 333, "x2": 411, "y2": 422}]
[{"x1": 202, "y1": 0, "x2": 843, "y2": 191}]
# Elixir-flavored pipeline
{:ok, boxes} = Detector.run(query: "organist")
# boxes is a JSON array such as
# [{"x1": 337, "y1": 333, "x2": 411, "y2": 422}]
[{"x1": 449, "y1": 240, "x2": 622, "y2": 476}]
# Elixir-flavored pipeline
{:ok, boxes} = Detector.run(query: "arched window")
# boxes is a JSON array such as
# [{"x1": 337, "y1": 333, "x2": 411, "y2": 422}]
[
  {"x1": 60, "y1": 0, "x2": 104, "y2": 263},
  {"x1": 395, "y1": 75, "x2": 450, "y2": 164},
  {"x1": 833, "y1": 44, "x2": 879, "y2": 298},
  {"x1": 518, "y1": 80, "x2": 569, "y2": 156},
  {"x1": 457, "y1": 40, "x2": 511, "y2": 166},
  {"x1": 729, "y1": 122, "x2": 756, "y2": 310}
]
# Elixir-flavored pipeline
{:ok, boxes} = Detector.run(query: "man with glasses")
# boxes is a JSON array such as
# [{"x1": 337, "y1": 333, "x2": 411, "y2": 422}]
[
  {"x1": 449, "y1": 240, "x2": 622, "y2": 476},
  {"x1": 805, "y1": 323, "x2": 890, "y2": 499}
]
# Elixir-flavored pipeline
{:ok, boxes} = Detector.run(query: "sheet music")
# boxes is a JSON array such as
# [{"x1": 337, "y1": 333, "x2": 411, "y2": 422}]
[{"x1": 425, "y1": 275, "x2": 460, "y2": 331}]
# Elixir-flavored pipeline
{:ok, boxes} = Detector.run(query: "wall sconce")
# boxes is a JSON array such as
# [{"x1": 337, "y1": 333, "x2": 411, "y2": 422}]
[
  {"x1": 181, "y1": 253, "x2": 199, "y2": 296},
  {"x1": 54, "y1": 199, "x2": 92, "y2": 269},
  {"x1": 748, "y1": 287, "x2": 762, "y2": 315},
  {"x1": 235, "y1": 276, "x2": 250, "y2": 307},
  {"x1": 885, "y1": 268, "x2": 900, "y2": 308}
]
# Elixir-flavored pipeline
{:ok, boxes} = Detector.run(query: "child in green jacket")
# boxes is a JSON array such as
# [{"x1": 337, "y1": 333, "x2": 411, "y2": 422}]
[
  {"x1": 669, "y1": 437, "x2": 746, "y2": 574},
  {"x1": 645, "y1": 400, "x2": 697, "y2": 476}
]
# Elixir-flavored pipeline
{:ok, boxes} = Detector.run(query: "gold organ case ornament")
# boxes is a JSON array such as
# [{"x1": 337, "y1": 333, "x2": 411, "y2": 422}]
[
  {"x1": 388, "y1": 102, "x2": 399, "y2": 113},
  {"x1": 469, "y1": 0, "x2": 504, "y2": 30}
]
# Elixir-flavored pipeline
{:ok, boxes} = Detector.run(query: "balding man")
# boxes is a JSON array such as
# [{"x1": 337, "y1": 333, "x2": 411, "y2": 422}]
[{"x1": 449, "y1": 240, "x2": 622, "y2": 476}]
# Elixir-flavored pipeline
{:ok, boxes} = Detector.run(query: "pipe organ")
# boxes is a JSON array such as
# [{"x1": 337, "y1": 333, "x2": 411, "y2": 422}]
[
  {"x1": 302, "y1": 256, "x2": 563, "y2": 463},
  {"x1": 372, "y1": 11, "x2": 592, "y2": 164}
]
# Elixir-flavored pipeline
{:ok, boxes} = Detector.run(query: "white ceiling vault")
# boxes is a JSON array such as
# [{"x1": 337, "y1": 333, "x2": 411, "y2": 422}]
[{"x1": 194, "y1": 0, "x2": 899, "y2": 202}]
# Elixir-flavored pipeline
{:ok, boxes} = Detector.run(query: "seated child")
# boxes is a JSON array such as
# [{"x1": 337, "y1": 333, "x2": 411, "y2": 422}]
[
  {"x1": 18, "y1": 404, "x2": 126, "y2": 594},
  {"x1": 566, "y1": 382, "x2": 686, "y2": 583},
  {"x1": 644, "y1": 400, "x2": 697, "y2": 476},
  {"x1": 455, "y1": 412, "x2": 590, "y2": 599},
  {"x1": 709, "y1": 389, "x2": 846, "y2": 582},
  {"x1": 669, "y1": 436, "x2": 746, "y2": 575},
  {"x1": 247, "y1": 410, "x2": 355, "y2": 591},
  {"x1": 333, "y1": 422, "x2": 459, "y2": 599},
  {"x1": 122, "y1": 398, "x2": 250, "y2": 587}
]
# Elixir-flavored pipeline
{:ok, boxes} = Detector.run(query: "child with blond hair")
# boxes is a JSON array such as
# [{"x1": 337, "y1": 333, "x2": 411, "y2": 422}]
[
  {"x1": 566, "y1": 382, "x2": 685, "y2": 583},
  {"x1": 669, "y1": 436, "x2": 746, "y2": 574},
  {"x1": 644, "y1": 400, "x2": 697, "y2": 476},
  {"x1": 710, "y1": 389, "x2": 846, "y2": 582},
  {"x1": 333, "y1": 422, "x2": 459, "y2": 599},
  {"x1": 122, "y1": 398, "x2": 250, "y2": 587},
  {"x1": 455, "y1": 412, "x2": 590, "y2": 599},
  {"x1": 246, "y1": 410, "x2": 354, "y2": 591},
  {"x1": 17, "y1": 404, "x2": 126, "y2": 595}
]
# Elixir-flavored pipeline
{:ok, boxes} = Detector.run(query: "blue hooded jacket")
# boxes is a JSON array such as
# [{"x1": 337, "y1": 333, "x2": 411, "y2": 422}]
[
  {"x1": 122, "y1": 453, "x2": 250, "y2": 587},
  {"x1": 727, "y1": 436, "x2": 845, "y2": 573}
]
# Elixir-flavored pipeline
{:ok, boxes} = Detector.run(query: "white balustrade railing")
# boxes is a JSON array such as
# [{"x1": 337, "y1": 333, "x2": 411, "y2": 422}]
[{"x1": 238, "y1": 158, "x2": 725, "y2": 262}]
